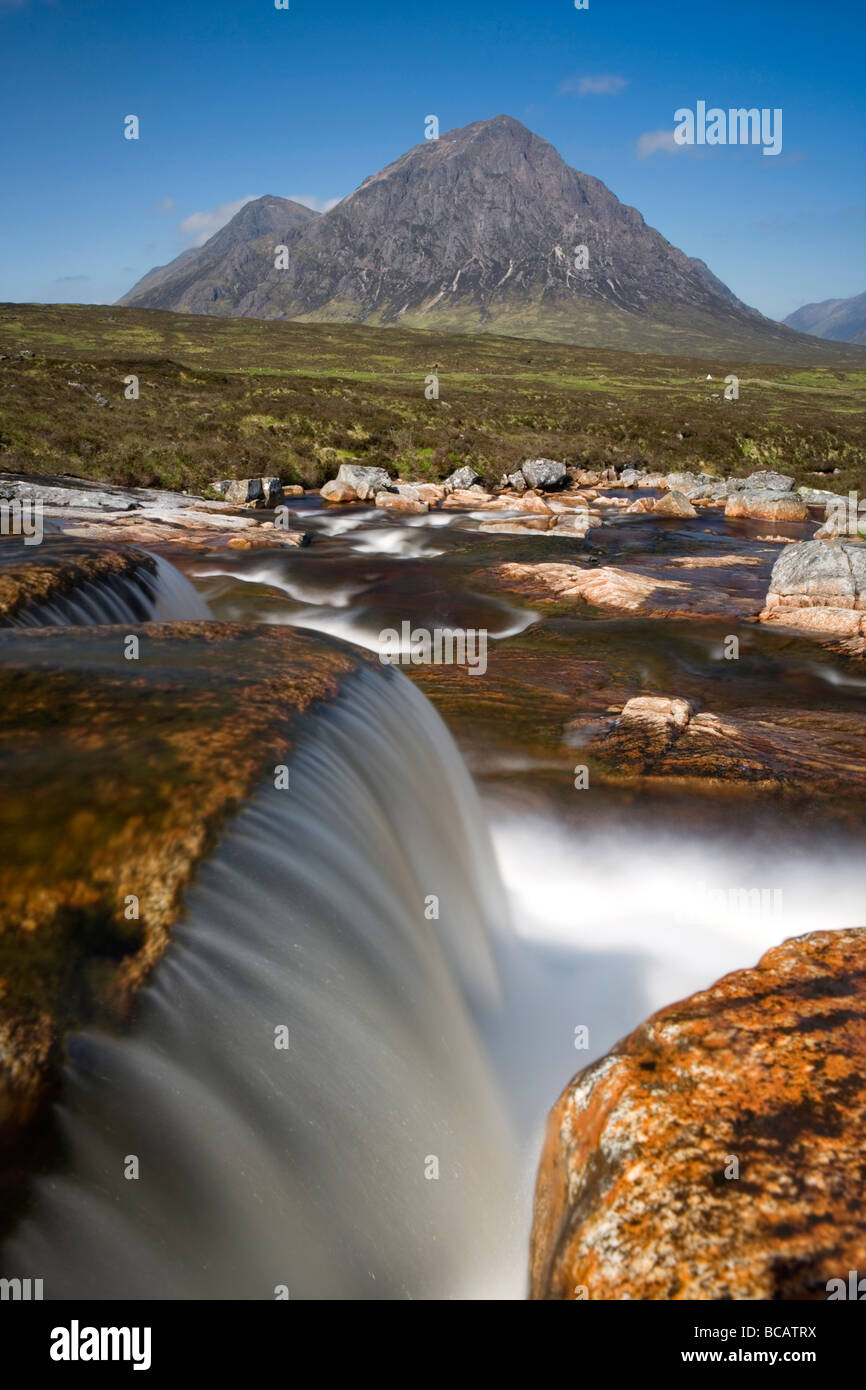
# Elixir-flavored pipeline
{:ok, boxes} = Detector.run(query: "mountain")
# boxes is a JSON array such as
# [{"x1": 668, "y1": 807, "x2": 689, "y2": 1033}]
[
  {"x1": 783, "y1": 291, "x2": 866, "y2": 345},
  {"x1": 119, "y1": 196, "x2": 320, "y2": 312},
  {"x1": 119, "y1": 116, "x2": 860, "y2": 361}
]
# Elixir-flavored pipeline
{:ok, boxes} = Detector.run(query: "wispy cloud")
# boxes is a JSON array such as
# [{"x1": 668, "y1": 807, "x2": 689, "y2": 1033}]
[
  {"x1": 560, "y1": 74, "x2": 628, "y2": 97},
  {"x1": 287, "y1": 194, "x2": 343, "y2": 213},
  {"x1": 53, "y1": 274, "x2": 90, "y2": 284},
  {"x1": 153, "y1": 196, "x2": 175, "y2": 214},
  {"x1": 635, "y1": 129, "x2": 680, "y2": 158},
  {"x1": 179, "y1": 197, "x2": 258, "y2": 246}
]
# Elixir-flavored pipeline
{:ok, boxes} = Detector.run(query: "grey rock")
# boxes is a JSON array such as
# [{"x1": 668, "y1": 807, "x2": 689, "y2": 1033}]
[
  {"x1": 654, "y1": 490, "x2": 698, "y2": 518},
  {"x1": 504, "y1": 470, "x2": 527, "y2": 493},
  {"x1": 445, "y1": 464, "x2": 482, "y2": 492},
  {"x1": 521, "y1": 458, "x2": 567, "y2": 490},
  {"x1": 744, "y1": 469, "x2": 795, "y2": 493},
  {"x1": 766, "y1": 539, "x2": 865, "y2": 603},
  {"x1": 224, "y1": 478, "x2": 264, "y2": 505},
  {"x1": 335, "y1": 463, "x2": 393, "y2": 499},
  {"x1": 619, "y1": 468, "x2": 645, "y2": 488}
]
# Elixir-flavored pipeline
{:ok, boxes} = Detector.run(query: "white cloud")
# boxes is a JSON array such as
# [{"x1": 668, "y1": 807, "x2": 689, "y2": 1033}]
[
  {"x1": 561, "y1": 74, "x2": 628, "y2": 97},
  {"x1": 286, "y1": 194, "x2": 343, "y2": 213},
  {"x1": 635, "y1": 129, "x2": 680, "y2": 158},
  {"x1": 154, "y1": 196, "x2": 175, "y2": 214},
  {"x1": 180, "y1": 197, "x2": 258, "y2": 246}
]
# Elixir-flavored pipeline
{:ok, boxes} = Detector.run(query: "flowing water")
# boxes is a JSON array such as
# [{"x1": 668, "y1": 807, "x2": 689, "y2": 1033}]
[{"x1": 2, "y1": 495, "x2": 865, "y2": 1298}]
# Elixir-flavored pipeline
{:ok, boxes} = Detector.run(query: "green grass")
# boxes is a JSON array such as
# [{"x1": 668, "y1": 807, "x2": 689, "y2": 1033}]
[{"x1": 1, "y1": 302, "x2": 864, "y2": 494}]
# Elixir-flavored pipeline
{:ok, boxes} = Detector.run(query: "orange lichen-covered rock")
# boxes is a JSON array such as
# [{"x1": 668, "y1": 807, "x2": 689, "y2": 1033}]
[{"x1": 530, "y1": 928, "x2": 866, "y2": 1300}]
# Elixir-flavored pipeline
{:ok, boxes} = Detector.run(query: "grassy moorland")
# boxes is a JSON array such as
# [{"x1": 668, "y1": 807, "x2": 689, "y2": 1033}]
[{"x1": 1, "y1": 302, "x2": 864, "y2": 495}]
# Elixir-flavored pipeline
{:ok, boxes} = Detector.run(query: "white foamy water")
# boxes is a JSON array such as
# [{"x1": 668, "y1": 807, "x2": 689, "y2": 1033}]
[
  {"x1": 7, "y1": 554, "x2": 211, "y2": 628},
  {"x1": 2, "y1": 670, "x2": 524, "y2": 1300}
]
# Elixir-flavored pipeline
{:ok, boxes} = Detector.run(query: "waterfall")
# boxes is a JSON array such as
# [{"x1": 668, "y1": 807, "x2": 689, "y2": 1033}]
[
  {"x1": 2, "y1": 668, "x2": 522, "y2": 1300},
  {"x1": 6, "y1": 553, "x2": 211, "y2": 628}
]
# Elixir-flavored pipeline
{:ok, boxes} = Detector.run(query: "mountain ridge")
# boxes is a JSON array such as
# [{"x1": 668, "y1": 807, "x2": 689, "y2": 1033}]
[
  {"x1": 119, "y1": 116, "x2": 862, "y2": 363},
  {"x1": 783, "y1": 290, "x2": 866, "y2": 345}
]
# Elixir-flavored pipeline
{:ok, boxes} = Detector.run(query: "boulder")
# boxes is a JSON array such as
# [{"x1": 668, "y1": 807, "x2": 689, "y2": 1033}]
[
  {"x1": 641, "y1": 472, "x2": 667, "y2": 489},
  {"x1": 257, "y1": 477, "x2": 285, "y2": 509},
  {"x1": 375, "y1": 488, "x2": 429, "y2": 514},
  {"x1": 618, "y1": 468, "x2": 645, "y2": 488},
  {"x1": 320, "y1": 480, "x2": 357, "y2": 504},
  {"x1": 444, "y1": 464, "x2": 482, "y2": 492},
  {"x1": 334, "y1": 463, "x2": 392, "y2": 500},
  {"x1": 224, "y1": 478, "x2": 264, "y2": 505},
  {"x1": 653, "y1": 490, "x2": 697, "y2": 518},
  {"x1": 725, "y1": 490, "x2": 808, "y2": 522},
  {"x1": 760, "y1": 539, "x2": 866, "y2": 641},
  {"x1": 573, "y1": 469, "x2": 602, "y2": 487},
  {"x1": 797, "y1": 486, "x2": 846, "y2": 507},
  {"x1": 623, "y1": 497, "x2": 655, "y2": 514},
  {"x1": 531, "y1": 928, "x2": 866, "y2": 1300},
  {"x1": 521, "y1": 458, "x2": 567, "y2": 491},
  {"x1": 663, "y1": 471, "x2": 703, "y2": 496},
  {"x1": 744, "y1": 469, "x2": 795, "y2": 493},
  {"x1": 504, "y1": 470, "x2": 527, "y2": 493}
]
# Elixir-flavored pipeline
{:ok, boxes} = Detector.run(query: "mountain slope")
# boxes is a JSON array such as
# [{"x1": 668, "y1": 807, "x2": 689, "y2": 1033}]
[
  {"x1": 118, "y1": 117, "x2": 861, "y2": 361},
  {"x1": 783, "y1": 291, "x2": 866, "y2": 345},
  {"x1": 119, "y1": 196, "x2": 319, "y2": 312}
]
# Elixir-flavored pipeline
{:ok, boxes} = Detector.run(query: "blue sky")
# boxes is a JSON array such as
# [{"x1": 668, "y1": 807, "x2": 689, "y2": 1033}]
[{"x1": 0, "y1": 0, "x2": 863, "y2": 320}]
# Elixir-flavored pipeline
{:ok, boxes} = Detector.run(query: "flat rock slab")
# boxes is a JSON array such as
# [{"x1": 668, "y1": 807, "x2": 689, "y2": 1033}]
[{"x1": 531, "y1": 927, "x2": 866, "y2": 1300}]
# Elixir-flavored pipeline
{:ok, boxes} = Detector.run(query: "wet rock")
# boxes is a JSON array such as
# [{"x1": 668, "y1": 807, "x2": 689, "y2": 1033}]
[
  {"x1": 334, "y1": 463, "x2": 392, "y2": 500},
  {"x1": 531, "y1": 927, "x2": 866, "y2": 1300},
  {"x1": 521, "y1": 458, "x2": 567, "y2": 491},
  {"x1": 491, "y1": 562, "x2": 687, "y2": 613},
  {"x1": 478, "y1": 517, "x2": 552, "y2": 534},
  {"x1": 653, "y1": 490, "x2": 697, "y2": 518},
  {"x1": 552, "y1": 512, "x2": 592, "y2": 536},
  {"x1": 725, "y1": 490, "x2": 808, "y2": 522},
  {"x1": 0, "y1": 622, "x2": 374, "y2": 1160},
  {"x1": 442, "y1": 488, "x2": 494, "y2": 508},
  {"x1": 745, "y1": 469, "x2": 795, "y2": 493},
  {"x1": 444, "y1": 464, "x2": 482, "y2": 492}
]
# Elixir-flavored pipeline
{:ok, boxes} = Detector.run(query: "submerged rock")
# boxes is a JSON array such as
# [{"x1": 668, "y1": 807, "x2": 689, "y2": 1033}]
[{"x1": 531, "y1": 927, "x2": 866, "y2": 1300}]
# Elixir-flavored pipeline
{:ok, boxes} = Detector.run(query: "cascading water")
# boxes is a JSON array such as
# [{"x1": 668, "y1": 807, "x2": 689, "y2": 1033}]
[
  {"x1": 2, "y1": 668, "x2": 523, "y2": 1299},
  {"x1": 6, "y1": 553, "x2": 211, "y2": 628}
]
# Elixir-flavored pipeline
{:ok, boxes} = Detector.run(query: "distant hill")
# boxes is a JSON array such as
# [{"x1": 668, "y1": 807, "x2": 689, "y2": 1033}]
[
  {"x1": 120, "y1": 116, "x2": 864, "y2": 364},
  {"x1": 783, "y1": 291, "x2": 866, "y2": 345}
]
